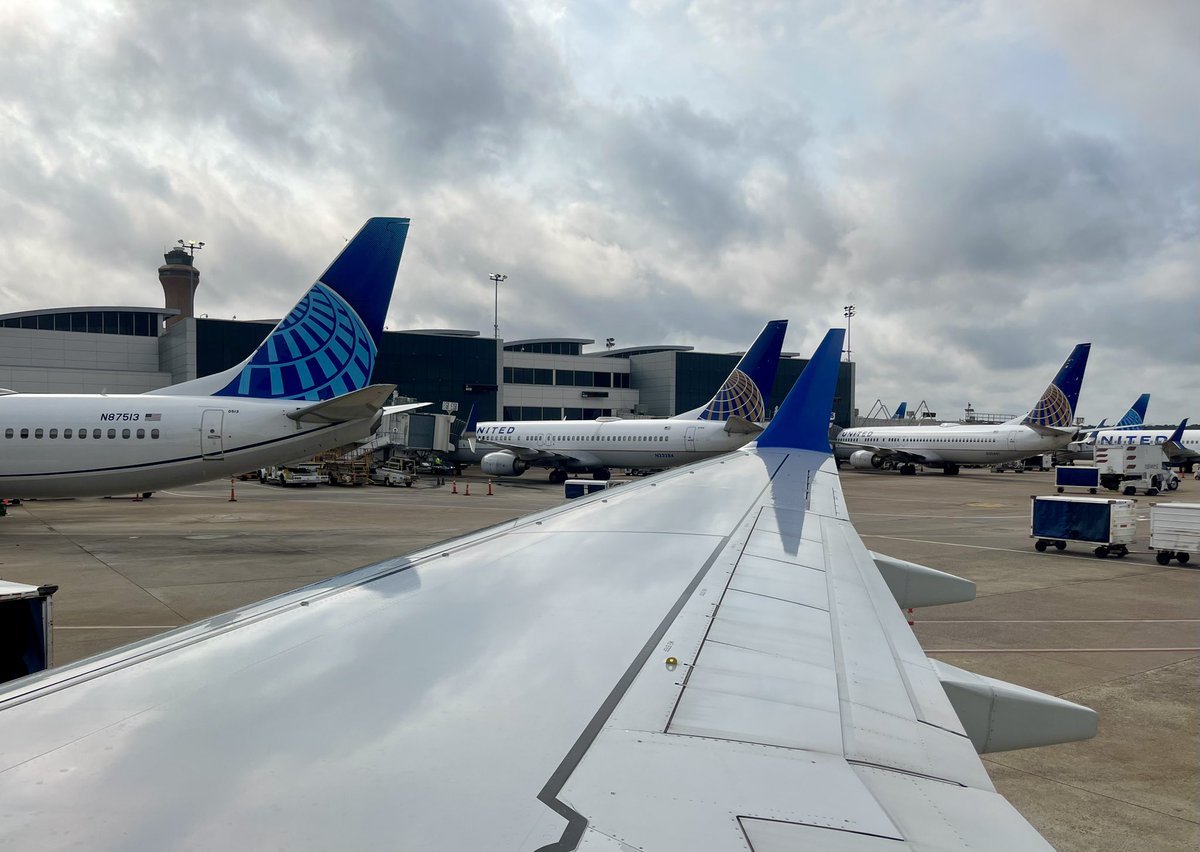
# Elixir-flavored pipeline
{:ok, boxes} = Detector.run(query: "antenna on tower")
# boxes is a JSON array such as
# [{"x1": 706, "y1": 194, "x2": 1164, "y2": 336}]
[{"x1": 177, "y1": 239, "x2": 205, "y2": 258}]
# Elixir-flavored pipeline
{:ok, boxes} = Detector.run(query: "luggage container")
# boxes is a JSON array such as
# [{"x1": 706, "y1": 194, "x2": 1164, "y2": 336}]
[
  {"x1": 1030, "y1": 495, "x2": 1137, "y2": 558},
  {"x1": 1148, "y1": 502, "x2": 1199, "y2": 566},
  {"x1": 1055, "y1": 466, "x2": 1100, "y2": 494},
  {"x1": 0, "y1": 580, "x2": 57, "y2": 685},
  {"x1": 564, "y1": 479, "x2": 608, "y2": 499}
]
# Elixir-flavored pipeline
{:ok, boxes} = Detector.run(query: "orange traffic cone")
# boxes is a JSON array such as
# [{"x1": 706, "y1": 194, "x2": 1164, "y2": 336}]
[
  {"x1": 464, "y1": 482, "x2": 471, "y2": 496},
  {"x1": 229, "y1": 478, "x2": 237, "y2": 502},
  {"x1": 487, "y1": 480, "x2": 494, "y2": 496},
  {"x1": 451, "y1": 480, "x2": 458, "y2": 494}
]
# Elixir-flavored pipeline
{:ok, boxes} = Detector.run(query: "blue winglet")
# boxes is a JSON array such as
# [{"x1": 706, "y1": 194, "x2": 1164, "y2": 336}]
[{"x1": 756, "y1": 328, "x2": 845, "y2": 452}]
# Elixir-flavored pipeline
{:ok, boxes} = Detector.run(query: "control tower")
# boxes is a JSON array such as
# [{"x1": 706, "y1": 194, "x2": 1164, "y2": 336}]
[{"x1": 158, "y1": 246, "x2": 200, "y2": 328}]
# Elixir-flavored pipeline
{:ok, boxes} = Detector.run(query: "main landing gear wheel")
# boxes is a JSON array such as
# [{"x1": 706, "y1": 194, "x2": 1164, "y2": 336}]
[
  {"x1": 900, "y1": 464, "x2": 917, "y2": 476},
  {"x1": 548, "y1": 469, "x2": 568, "y2": 485},
  {"x1": 942, "y1": 464, "x2": 960, "y2": 476},
  {"x1": 592, "y1": 468, "x2": 611, "y2": 481}
]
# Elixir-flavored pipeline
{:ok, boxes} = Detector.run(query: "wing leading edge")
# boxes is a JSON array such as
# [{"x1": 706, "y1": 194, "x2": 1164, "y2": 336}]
[{"x1": 0, "y1": 329, "x2": 1095, "y2": 850}]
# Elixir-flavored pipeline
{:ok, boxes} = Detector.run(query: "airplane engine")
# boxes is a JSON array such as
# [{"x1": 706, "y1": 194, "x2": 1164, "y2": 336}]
[
  {"x1": 481, "y1": 452, "x2": 528, "y2": 477},
  {"x1": 850, "y1": 450, "x2": 883, "y2": 470}
]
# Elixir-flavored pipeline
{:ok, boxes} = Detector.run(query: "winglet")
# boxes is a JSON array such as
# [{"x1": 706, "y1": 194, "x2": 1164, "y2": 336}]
[
  {"x1": 755, "y1": 328, "x2": 844, "y2": 452},
  {"x1": 1165, "y1": 418, "x2": 1189, "y2": 454}
]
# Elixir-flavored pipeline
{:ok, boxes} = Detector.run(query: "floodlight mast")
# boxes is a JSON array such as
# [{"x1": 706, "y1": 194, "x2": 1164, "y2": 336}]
[
  {"x1": 177, "y1": 239, "x2": 205, "y2": 258},
  {"x1": 489, "y1": 273, "x2": 507, "y2": 338}
]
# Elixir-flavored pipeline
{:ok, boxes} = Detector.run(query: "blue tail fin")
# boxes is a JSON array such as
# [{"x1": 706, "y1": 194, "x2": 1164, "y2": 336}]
[
  {"x1": 756, "y1": 329, "x2": 845, "y2": 452},
  {"x1": 150, "y1": 217, "x2": 409, "y2": 400},
  {"x1": 674, "y1": 320, "x2": 788, "y2": 421},
  {"x1": 1115, "y1": 393, "x2": 1150, "y2": 429},
  {"x1": 893, "y1": 401, "x2": 907, "y2": 420},
  {"x1": 1020, "y1": 343, "x2": 1090, "y2": 428}
]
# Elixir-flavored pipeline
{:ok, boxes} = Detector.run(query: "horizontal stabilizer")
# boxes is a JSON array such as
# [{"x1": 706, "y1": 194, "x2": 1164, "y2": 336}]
[
  {"x1": 286, "y1": 384, "x2": 396, "y2": 423},
  {"x1": 933, "y1": 660, "x2": 1099, "y2": 753},
  {"x1": 380, "y1": 401, "x2": 431, "y2": 417},
  {"x1": 870, "y1": 552, "x2": 976, "y2": 609},
  {"x1": 723, "y1": 415, "x2": 764, "y2": 435}
]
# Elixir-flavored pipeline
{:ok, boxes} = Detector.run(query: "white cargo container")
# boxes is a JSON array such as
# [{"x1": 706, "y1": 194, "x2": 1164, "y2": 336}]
[{"x1": 1148, "y1": 502, "x2": 1199, "y2": 566}]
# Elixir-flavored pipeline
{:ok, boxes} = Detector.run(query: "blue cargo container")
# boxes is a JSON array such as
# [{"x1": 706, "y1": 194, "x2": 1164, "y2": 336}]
[
  {"x1": 0, "y1": 580, "x2": 57, "y2": 685},
  {"x1": 1055, "y1": 466, "x2": 1100, "y2": 494},
  {"x1": 1031, "y1": 495, "x2": 1137, "y2": 558}
]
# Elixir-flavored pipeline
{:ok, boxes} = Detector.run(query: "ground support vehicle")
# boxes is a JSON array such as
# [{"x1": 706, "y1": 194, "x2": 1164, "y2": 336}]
[
  {"x1": 1094, "y1": 444, "x2": 1179, "y2": 496},
  {"x1": 370, "y1": 460, "x2": 416, "y2": 487},
  {"x1": 1148, "y1": 502, "x2": 1199, "y2": 566},
  {"x1": 1056, "y1": 465, "x2": 1100, "y2": 494},
  {"x1": 1031, "y1": 495, "x2": 1137, "y2": 558},
  {"x1": 0, "y1": 580, "x2": 56, "y2": 685},
  {"x1": 991, "y1": 460, "x2": 1025, "y2": 473},
  {"x1": 260, "y1": 464, "x2": 324, "y2": 487}
]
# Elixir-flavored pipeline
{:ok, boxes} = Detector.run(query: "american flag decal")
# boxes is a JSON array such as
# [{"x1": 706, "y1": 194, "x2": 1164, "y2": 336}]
[{"x1": 145, "y1": 413, "x2": 162, "y2": 421}]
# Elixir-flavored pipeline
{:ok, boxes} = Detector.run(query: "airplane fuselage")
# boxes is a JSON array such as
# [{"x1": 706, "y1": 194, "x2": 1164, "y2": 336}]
[
  {"x1": 476, "y1": 417, "x2": 751, "y2": 473},
  {"x1": 1085, "y1": 428, "x2": 1200, "y2": 460},
  {"x1": 836, "y1": 422, "x2": 1074, "y2": 467},
  {"x1": 0, "y1": 394, "x2": 375, "y2": 498}
]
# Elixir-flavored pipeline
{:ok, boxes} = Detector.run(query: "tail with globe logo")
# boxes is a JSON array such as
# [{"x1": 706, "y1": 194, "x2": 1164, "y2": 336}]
[
  {"x1": 672, "y1": 319, "x2": 788, "y2": 424},
  {"x1": 1014, "y1": 343, "x2": 1091, "y2": 430}
]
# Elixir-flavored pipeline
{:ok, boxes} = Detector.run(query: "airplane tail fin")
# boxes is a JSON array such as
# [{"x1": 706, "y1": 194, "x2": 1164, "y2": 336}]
[
  {"x1": 672, "y1": 319, "x2": 787, "y2": 422},
  {"x1": 1164, "y1": 418, "x2": 1190, "y2": 456},
  {"x1": 1115, "y1": 393, "x2": 1150, "y2": 429},
  {"x1": 893, "y1": 401, "x2": 907, "y2": 420},
  {"x1": 755, "y1": 328, "x2": 844, "y2": 453},
  {"x1": 149, "y1": 217, "x2": 410, "y2": 401},
  {"x1": 1016, "y1": 343, "x2": 1091, "y2": 429}
]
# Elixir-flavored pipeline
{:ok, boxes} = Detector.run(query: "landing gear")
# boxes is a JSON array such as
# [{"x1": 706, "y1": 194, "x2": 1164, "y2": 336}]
[
  {"x1": 547, "y1": 469, "x2": 568, "y2": 485},
  {"x1": 592, "y1": 468, "x2": 611, "y2": 481},
  {"x1": 900, "y1": 464, "x2": 917, "y2": 476},
  {"x1": 942, "y1": 463, "x2": 960, "y2": 476}
]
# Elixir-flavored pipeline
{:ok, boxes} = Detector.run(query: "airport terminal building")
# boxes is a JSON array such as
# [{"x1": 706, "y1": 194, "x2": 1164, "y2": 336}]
[{"x1": 0, "y1": 249, "x2": 855, "y2": 427}]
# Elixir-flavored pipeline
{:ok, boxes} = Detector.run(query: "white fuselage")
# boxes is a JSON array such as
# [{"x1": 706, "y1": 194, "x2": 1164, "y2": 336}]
[
  {"x1": 1088, "y1": 428, "x2": 1200, "y2": 458},
  {"x1": 836, "y1": 422, "x2": 1074, "y2": 466},
  {"x1": 0, "y1": 394, "x2": 375, "y2": 499},
  {"x1": 476, "y1": 417, "x2": 751, "y2": 471}
]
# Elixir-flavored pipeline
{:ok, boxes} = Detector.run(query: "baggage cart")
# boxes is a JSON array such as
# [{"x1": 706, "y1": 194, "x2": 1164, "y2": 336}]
[
  {"x1": 1031, "y1": 495, "x2": 1137, "y2": 558},
  {"x1": 1148, "y1": 502, "x2": 1199, "y2": 566},
  {"x1": 0, "y1": 580, "x2": 57, "y2": 685},
  {"x1": 1055, "y1": 466, "x2": 1100, "y2": 494}
]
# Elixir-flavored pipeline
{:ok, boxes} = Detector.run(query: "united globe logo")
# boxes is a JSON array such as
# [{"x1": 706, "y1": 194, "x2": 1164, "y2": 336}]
[
  {"x1": 699, "y1": 369, "x2": 765, "y2": 421},
  {"x1": 216, "y1": 282, "x2": 377, "y2": 401},
  {"x1": 1025, "y1": 383, "x2": 1073, "y2": 428}
]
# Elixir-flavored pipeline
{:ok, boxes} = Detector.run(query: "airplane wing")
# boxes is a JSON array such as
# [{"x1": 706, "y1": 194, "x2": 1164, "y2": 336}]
[
  {"x1": 0, "y1": 330, "x2": 1095, "y2": 850},
  {"x1": 476, "y1": 435, "x2": 603, "y2": 468}
]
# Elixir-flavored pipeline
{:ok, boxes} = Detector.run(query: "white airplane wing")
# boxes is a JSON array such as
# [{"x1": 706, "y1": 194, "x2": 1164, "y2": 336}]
[
  {"x1": 836, "y1": 439, "x2": 932, "y2": 465},
  {"x1": 0, "y1": 330, "x2": 1095, "y2": 850},
  {"x1": 477, "y1": 434, "x2": 602, "y2": 468}
]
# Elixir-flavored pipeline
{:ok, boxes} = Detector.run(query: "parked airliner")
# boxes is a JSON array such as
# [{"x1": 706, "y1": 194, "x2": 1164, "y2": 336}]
[
  {"x1": 474, "y1": 319, "x2": 788, "y2": 482},
  {"x1": 836, "y1": 343, "x2": 1091, "y2": 475},
  {"x1": 1059, "y1": 392, "x2": 1150, "y2": 462},
  {"x1": 1089, "y1": 419, "x2": 1199, "y2": 468},
  {"x1": 0, "y1": 217, "x2": 420, "y2": 499}
]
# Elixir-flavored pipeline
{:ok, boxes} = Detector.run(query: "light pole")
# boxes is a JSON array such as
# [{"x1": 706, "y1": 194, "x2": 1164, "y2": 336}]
[
  {"x1": 843, "y1": 305, "x2": 855, "y2": 361},
  {"x1": 489, "y1": 273, "x2": 507, "y2": 338}
]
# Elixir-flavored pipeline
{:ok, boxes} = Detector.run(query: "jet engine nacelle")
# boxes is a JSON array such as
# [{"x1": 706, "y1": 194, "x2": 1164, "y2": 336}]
[
  {"x1": 481, "y1": 452, "x2": 528, "y2": 477},
  {"x1": 850, "y1": 450, "x2": 883, "y2": 470}
]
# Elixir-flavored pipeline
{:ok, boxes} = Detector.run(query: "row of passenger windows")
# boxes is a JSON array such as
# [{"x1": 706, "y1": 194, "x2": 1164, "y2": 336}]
[
  {"x1": 524, "y1": 434, "x2": 668, "y2": 443},
  {"x1": 503, "y1": 368, "x2": 631, "y2": 389},
  {"x1": 502, "y1": 407, "x2": 614, "y2": 420},
  {"x1": 4, "y1": 427, "x2": 161, "y2": 440}
]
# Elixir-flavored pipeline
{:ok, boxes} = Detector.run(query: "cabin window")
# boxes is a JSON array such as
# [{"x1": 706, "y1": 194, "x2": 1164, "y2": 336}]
[
  {"x1": 79, "y1": 428, "x2": 87, "y2": 439},
  {"x1": 151, "y1": 428, "x2": 160, "y2": 439},
  {"x1": 121, "y1": 428, "x2": 131, "y2": 439},
  {"x1": 34, "y1": 428, "x2": 44, "y2": 439},
  {"x1": 137, "y1": 428, "x2": 145, "y2": 438},
  {"x1": 63, "y1": 428, "x2": 72, "y2": 438},
  {"x1": 93, "y1": 429, "x2": 101, "y2": 439},
  {"x1": 107, "y1": 428, "x2": 116, "y2": 439},
  {"x1": 3, "y1": 429, "x2": 10, "y2": 439},
  {"x1": 48, "y1": 429, "x2": 58, "y2": 439},
  {"x1": 20, "y1": 428, "x2": 28, "y2": 439}
]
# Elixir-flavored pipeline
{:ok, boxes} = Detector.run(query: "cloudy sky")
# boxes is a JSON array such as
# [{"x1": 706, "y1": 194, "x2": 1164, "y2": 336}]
[{"x1": 1, "y1": 0, "x2": 1196, "y2": 423}]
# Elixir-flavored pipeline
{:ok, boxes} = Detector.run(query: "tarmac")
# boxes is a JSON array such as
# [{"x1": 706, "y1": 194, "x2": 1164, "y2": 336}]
[{"x1": 0, "y1": 466, "x2": 1196, "y2": 850}]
